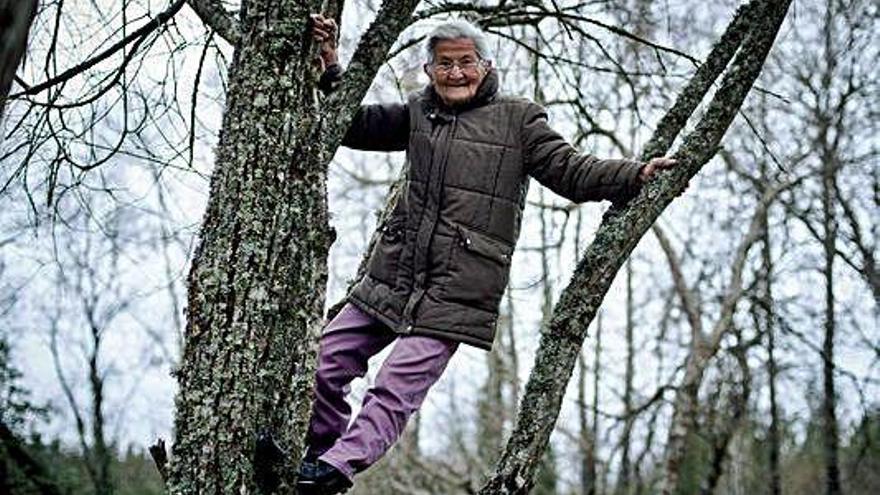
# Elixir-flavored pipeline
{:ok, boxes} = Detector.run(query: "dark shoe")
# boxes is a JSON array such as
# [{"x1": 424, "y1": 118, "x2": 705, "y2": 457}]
[
  {"x1": 296, "y1": 460, "x2": 353, "y2": 495},
  {"x1": 254, "y1": 429, "x2": 287, "y2": 493}
]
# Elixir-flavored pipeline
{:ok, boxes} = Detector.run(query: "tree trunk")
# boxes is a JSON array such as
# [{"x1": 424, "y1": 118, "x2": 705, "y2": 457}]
[
  {"x1": 758, "y1": 159, "x2": 782, "y2": 495},
  {"x1": 87, "y1": 325, "x2": 112, "y2": 495},
  {"x1": 0, "y1": 0, "x2": 37, "y2": 120},
  {"x1": 577, "y1": 348, "x2": 597, "y2": 495},
  {"x1": 618, "y1": 260, "x2": 635, "y2": 495},
  {"x1": 167, "y1": 1, "x2": 420, "y2": 492},
  {"x1": 821, "y1": 105, "x2": 842, "y2": 495},
  {"x1": 479, "y1": 1, "x2": 792, "y2": 492},
  {"x1": 699, "y1": 339, "x2": 751, "y2": 495}
]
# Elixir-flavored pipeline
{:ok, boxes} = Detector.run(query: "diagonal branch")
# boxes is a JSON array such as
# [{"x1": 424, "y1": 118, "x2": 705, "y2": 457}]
[
  {"x1": 320, "y1": 0, "x2": 421, "y2": 153},
  {"x1": 187, "y1": 0, "x2": 241, "y2": 44},
  {"x1": 653, "y1": 225, "x2": 705, "y2": 339},
  {"x1": 705, "y1": 178, "x2": 802, "y2": 351},
  {"x1": 11, "y1": 0, "x2": 186, "y2": 98}
]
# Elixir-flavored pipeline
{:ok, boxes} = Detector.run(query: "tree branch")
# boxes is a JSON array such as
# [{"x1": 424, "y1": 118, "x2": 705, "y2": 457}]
[
  {"x1": 653, "y1": 225, "x2": 705, "y2": 340},
  {"x1": 149, "y1": 438, "x2": 169, "y2": 484},
  {"x1": 10, "y1": 0, "x2": 186, "y2": 98},
  {"x1": 187, "y1": 0, "x2": 241, "y2": 44},
  {"x1": 320, "y1": 0, "x2": 421, "y2": 153}
]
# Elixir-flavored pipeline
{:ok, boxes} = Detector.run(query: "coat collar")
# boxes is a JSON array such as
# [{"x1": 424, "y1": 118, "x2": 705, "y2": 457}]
[{"x1": 422, "y1": 69, "x2": 499, "y2": 121}]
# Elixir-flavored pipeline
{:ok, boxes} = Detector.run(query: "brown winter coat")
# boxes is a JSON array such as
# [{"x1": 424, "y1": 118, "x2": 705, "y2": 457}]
[{"x1": 340, "y1": 70, "x2": 643, "y2": 350}]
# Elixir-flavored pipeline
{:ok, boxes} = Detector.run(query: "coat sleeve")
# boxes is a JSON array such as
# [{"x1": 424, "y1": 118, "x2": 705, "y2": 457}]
[
  {"x1": 521, "y1": 102, "x2": 643, "y2": 203},
  {"x1": 318, "y1": 64, "x2": 409, "y2": 152},
  {"x1": 341, "y1": 103, "x2": 410, "y2": 152}
]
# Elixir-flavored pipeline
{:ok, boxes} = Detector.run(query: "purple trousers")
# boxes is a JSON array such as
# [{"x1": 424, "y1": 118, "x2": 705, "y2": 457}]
[{"x1": 305, "y1": 303, "x2": 459, "y2": 480}]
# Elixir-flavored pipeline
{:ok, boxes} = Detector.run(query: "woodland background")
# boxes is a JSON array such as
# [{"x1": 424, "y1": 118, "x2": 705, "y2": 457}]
[{"x1": 1, "y1": 0, "x2": 877, "y2": 494}]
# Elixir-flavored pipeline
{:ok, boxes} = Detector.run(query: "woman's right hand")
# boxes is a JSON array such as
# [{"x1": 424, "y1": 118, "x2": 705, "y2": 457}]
[{"x1": 310, "y1": 13, "x2": 338, "y2": 70}]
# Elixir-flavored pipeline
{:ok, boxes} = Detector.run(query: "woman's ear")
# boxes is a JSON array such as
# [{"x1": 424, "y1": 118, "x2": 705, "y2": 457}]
[{"x1": 423, "y1": 63, "x2": 433, "y2": 81}]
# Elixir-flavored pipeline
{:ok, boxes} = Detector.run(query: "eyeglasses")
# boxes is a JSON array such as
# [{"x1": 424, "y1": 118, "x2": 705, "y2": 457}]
[{"x1": 428, "y1": 58, "x2": 484, "y2": 75}]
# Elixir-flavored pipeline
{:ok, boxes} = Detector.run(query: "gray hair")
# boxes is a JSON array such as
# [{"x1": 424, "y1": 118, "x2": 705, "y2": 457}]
[{"x1": 425, "y1": 20, "x2": 492, "y2": 63}]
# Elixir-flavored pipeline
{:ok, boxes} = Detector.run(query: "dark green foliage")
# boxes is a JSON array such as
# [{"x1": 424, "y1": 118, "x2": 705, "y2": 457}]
[
  {"x1": 672, "y1": 432, "x2": 711, "y2": 495},
  {"x1": 1, "y1": 339, "x2": 47, "y2": 430},
  {"x1": 1, "y1": 337, "x2": 58, "y2": 494},
  {"x1": 532, "y1": 444, "x2": 558, "y2": 495},
  {"x1": 844, "y1": 409, "x2": 880, "y2": 494},
  {"x1": 2, "y1": 437, "x2": 165, "y2": 495}
]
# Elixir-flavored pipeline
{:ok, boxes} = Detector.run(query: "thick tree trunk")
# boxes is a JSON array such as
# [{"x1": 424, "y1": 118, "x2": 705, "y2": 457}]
[
  {"x1": 167, "y1": 1, "x2": 420, "y2": 492},
  {"x1": 479, "y1": 1, "x2": 792, "y2": 492},
  {"x1": 167, "y1": 7, "x2": 334, "y2": 490}
]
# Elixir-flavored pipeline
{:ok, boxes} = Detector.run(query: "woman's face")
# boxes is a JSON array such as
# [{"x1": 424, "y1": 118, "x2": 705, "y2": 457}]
[{"x1": 426, "y1": 38, "x2": 489, "y2": 107}]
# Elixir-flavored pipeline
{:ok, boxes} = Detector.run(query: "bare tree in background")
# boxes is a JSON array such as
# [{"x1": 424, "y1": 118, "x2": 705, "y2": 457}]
[
  {"x1": 774, "y1": 1, "x2": 878, "y2": 491},
  {"x1": 43, "y1": 204, "x2": 144, "y2": 495}
]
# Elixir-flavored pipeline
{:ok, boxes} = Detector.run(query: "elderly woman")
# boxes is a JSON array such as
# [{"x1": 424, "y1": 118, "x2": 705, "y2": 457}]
[{"x1": 286, "y1": 15, "x2": 677, "y2": 495}]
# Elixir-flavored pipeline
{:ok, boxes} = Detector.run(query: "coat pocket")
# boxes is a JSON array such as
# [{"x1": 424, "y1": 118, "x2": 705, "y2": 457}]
[
  {"x1": 444, "y1": 223, "x2": 513, "y2": 311},
  {"x1": 366, "y1": 217, "x2": 405, "y2": 285}
]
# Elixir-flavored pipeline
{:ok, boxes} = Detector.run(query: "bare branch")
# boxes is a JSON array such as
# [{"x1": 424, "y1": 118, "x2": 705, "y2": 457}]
[
  {"x1": 186, "y1": 0, "x2": 241, "y2": 44},
  {"x1": 653, "y1": 225, "x2": 704, "y2": 339},
  {"x1": 10, "y1": 0, "x2": 186, "y2": 99}
]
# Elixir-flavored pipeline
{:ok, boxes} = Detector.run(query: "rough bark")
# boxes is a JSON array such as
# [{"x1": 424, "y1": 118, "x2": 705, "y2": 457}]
[
  {"x1": 167, "y1": 1, "x2": 421, "y2": 492},
  {"x1": 478, "y1": 1, "x2": 792, "y2": 492}
]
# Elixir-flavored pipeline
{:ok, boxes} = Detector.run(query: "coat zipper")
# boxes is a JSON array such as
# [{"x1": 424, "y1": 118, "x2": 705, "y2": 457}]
[{"x1": 401, "y1": 112, "x2": 457, "y2": 334}]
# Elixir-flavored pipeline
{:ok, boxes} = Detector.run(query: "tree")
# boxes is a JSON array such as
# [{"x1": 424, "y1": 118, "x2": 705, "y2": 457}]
[
  {"x1": 480, "y1": 0, "x2": 795, "y2": 492},
  {"x1": 163, "y1": 1, "x2": 425, "y2": 492}
]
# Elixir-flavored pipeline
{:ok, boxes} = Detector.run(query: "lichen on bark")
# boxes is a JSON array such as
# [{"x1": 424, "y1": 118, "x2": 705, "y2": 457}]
[{"x1": 165, "y1": 1, "x2": 423, "y2": 492}]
